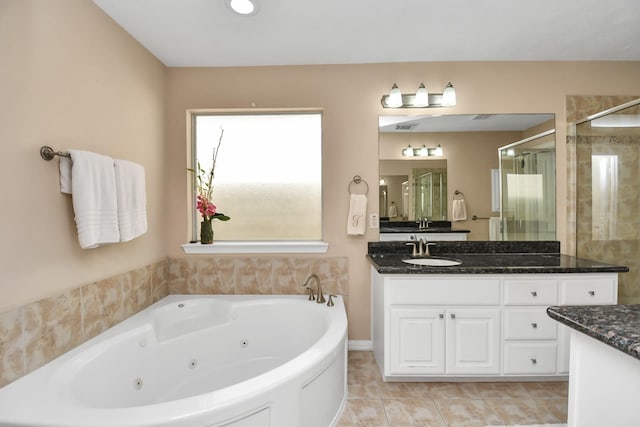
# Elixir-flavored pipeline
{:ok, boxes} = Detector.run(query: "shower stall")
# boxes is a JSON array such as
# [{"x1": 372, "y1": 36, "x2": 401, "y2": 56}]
[
  {"x1": 574, "y1": 99, "x2": 640, "y2": 304},
  {"x1": 499, "y1": 131, "x2": 556, "y2": 241}
]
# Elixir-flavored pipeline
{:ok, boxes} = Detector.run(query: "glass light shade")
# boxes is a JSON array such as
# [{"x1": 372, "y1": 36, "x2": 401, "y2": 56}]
[
  {"x1": 418, "y1": 145, "x2": 430, "y2": 156},
  {"x1": 229, "y1": 0, "x2": 255, "y2": 15},
  {"x1": 441, "y1": 82, "x2": 456, "y2": 106},
  {"x1": 402, "y1": 145, "x2": 414, "y2": 157},
  {"x1": 434, "y1": 144, "x2": 444, "y2": 156},
  {"x1": 414, "y1": 83, "x2": 429, "y2": 107},
  {"x1": 387, "y1": 84, "x2": 403, "y2": 108}
]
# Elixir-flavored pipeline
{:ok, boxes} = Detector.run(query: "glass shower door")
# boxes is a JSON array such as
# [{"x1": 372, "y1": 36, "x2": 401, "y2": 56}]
[
  {"x1": 575, "y1": 100, "x2": 640, "y2": 304},
  {"x1": 499, "y1": 132, "x2": 556, "y2": 241}
]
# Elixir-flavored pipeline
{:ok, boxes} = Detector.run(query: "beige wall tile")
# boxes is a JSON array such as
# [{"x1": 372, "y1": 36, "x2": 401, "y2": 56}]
[
  {"x1": 169, "y1": 258, "x2": 198, "y2": 294},
  {"x1": 198, "y1": 257, "x2": 235, "y2": 294},
  {"x1": 22, "y1": 289, "x2": 83, "y2": 372},
  {"x1": 82, "y1": 276, "x2": 124, "y2": 340},
  {"x1": 0, "y1": 308, "x2": 25, "y2": 388},
  {"x1": 123, "y1": 267, "x2": 153, "y2": 318},
  {"x1": 152, "y1": 259, "x2": 170, "y2": 302},
  {"x1": 235, "y1": 258, "x2": 273, "y2": 294}
]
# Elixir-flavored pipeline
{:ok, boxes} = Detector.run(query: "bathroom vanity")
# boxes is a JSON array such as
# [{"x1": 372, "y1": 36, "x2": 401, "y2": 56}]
[
  {"x1": 368, "y1": 241, "x2": 628, "y2": 381},
  {"x1": 547, "y1": 305, "x2": 640, "y2": 427},
  {"x1": 379, "y1": 220, "x2": 470, "y2": 242}
]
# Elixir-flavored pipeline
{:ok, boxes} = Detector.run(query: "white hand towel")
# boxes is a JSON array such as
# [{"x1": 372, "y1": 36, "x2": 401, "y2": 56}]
[
  {"x1": 68, "y1": 150, "x2": 120, "y2": 249},
  {"x1": 489, "y1": 217, "x2": 501, "y2": 241},
  {"x1": 452, "y1": 199, "x2": 467, "y2": 221},
  {"x1": 114, "y1": 159, "x2": 148, "y2": 242},
  {"x1": 347, "y1": 194, "x2": 367, "y2": 235},
  {"x1": 59, "y1": 156, "x2": 72, "y2": 194}
]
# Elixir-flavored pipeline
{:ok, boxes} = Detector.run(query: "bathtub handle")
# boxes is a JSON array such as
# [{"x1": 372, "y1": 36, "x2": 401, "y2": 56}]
[
  {"x1": 307, "y1": 288, "x2": 316, "y2": 301},
  {"x1": 327, "y1": 294, "x2": 337, "y2": 307}
]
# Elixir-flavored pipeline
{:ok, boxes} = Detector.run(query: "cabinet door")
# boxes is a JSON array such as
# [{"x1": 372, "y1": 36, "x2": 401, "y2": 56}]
[
  {"x1": 389, "y1": 308, "x2": 445, "y2": 375},
  {"x1": 446, "y1": 308, "x2": 501, "y2": 375}
]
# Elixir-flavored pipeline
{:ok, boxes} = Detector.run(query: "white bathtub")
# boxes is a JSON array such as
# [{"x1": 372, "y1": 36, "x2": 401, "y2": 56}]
[{"x1": 0, "y1": 295, "x2": 347, "y2": 427}]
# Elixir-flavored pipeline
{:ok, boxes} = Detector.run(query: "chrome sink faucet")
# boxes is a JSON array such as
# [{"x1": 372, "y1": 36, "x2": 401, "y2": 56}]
[{"x1": 301, "y1": 273, "x2": 326, "y2": 304}]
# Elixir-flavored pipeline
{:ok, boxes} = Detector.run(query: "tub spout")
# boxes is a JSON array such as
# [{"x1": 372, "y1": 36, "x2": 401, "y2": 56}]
[{"x1": 301, "y1": 274, "x2": 326, "y2": 304}]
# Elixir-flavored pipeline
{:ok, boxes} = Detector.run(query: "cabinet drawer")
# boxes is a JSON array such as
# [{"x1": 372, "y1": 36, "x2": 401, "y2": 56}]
[
  {"x1": 504, "y1": 342, "x2": 557, "y2": 375},
  {"x1": 503, "y1": 279, "x2": 558, "y2": 305},
  {"x1": 503, "y1": 309, "x2": 557, "y2": 340},
  {"x1": 560, "y1": 277, "x2": 617, "y2": 304},
  {"x1": 387, "y1": 279, "x2": 500, "y2": 305}
]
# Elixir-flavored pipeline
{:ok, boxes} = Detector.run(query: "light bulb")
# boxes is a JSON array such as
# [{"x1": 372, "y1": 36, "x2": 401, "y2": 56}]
[
  {"x1": 418, "y1": 145, "x2": 430, "y2": 156},
  {"x1": 387, "y1": 84, "x2": 403, "y2": 108},
  {"x1": 229, "y1": 0, "x2": 256, "y2": 15},
  {"x1": 434, "y1": 144, "x2": 443, "y2": 156},
  {"x1": 414, "y1": 83, "x2": 429, "y2": 107},
  {"x1": 441, "y1": 82, "x2": 456, "y2": 107},
  {"x1": 402, "y1": 145, "x2": 414, "y2": 157}
]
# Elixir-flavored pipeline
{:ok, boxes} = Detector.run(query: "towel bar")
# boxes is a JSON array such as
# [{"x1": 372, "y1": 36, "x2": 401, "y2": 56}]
[
  {"x1": 40, "y1": 146, "x2": 70, "y2": 161},
  {"x1": 472, "y1": 215, "x2": 490, "y2": 220}
]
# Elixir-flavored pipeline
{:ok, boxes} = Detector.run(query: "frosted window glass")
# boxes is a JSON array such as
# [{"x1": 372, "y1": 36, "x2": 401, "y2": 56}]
[{"x1": 193, "y1": 112, "x2": 322, "y2": 241}]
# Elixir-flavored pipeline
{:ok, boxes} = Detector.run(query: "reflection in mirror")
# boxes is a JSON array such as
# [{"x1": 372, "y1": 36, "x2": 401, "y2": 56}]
[
  {"x1": 499, "y1": 130, "x2": 556, "y2": 241},
  {"x1": 379, "y1": 160, "x2": 447, "y2": 221},
  {"x1": 379, "y1": 114, "x2": 555, "y2": 240}
]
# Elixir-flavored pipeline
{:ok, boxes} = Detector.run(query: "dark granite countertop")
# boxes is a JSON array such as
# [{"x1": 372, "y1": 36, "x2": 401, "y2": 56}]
[
  {"x1": 368, "y1": 241, "x2": 629, "y2": 275},
  {"x1": 380, "y1": 220, "x2": 470, "y2": 234},
  {"x1": 380, "y1": 227, "x2": 470, "y2": 234},
  {"x1": 547, "y1": 305, "x2": 640, "y2": 360}
]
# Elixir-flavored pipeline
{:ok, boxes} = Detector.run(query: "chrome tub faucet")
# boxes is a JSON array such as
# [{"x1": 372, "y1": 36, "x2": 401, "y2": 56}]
[{"x1": 301, "y1": 273, "x2": 326, "y2": 304}]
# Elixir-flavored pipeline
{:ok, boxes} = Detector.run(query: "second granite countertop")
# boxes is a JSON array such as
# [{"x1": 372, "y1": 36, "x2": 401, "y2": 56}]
[{"x1": 547, "y1": 305, "x2": 640, "y2": 361}]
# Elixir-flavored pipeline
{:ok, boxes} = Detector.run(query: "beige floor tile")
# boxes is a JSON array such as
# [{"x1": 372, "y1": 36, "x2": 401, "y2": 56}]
[
  {"x1": 433, "y1": 399, "x2": 504, "y2": 427},
  {"x1": 421, "y1": 382, "x2": 472, "y2": 399},
  {"x1": 520, "y1": 381, "x2": 569, "y2": 399},
  {"x1": 484, "y1": 398, "x2": 556, "y2": 425},
  {"x1": 539, "y1": 398, "x2": 569, "y2": 423},
  {"x1": 383, "y1": 398, "x2": 447, "y2": 427},
  {"x1": 459, "y1": 382, "x2": 530, "y2": 399},
  {"x1": 380, "y1": 382, "x2": 432, "y2": 399},
  {"x1": 338, "y1": 399, "x2": 389, "y2": 427}
]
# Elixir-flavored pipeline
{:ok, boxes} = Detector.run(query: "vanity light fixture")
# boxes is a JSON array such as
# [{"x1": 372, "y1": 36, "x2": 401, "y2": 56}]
[
  {"x1": 402, "y1": 144, "x2": 444, "y2": 157},
  {"x1": 381, "y1": 82, "x2": 456, "y2": 108},
  {"x1": 228, "y1": 0, "x2": 258, "y2": 15}
]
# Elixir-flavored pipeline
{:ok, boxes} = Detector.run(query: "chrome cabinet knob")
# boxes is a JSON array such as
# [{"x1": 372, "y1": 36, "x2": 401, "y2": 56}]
[
  {"x1": 531, "y1": 358, "x2": 537, "y2": 365},
  {"x1": 450, "y1": 313, "x2": 456, "y2": 319},
  {"x1": 439, "y1": 313, "x2": 444, "y2": 319},
  {"x1": 531, "y1": 291, "x2": 538, "y2": 297},
  {"x1": 588, "y1": 290, "x2": 595, "y2": 296},
  {"x1": 531, "y1": 323, "x2": 538, "y2": 329}
]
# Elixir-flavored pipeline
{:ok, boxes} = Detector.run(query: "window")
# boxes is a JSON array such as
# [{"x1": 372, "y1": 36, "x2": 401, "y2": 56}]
[{"x1": 189, "y1": 110, "x2": 323, "y2": 246}]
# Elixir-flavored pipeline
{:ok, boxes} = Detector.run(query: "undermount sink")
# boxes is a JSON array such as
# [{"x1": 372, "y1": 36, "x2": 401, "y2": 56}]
[{"x1": 402, "y1": 257, "x2": 462, "y2": 267}]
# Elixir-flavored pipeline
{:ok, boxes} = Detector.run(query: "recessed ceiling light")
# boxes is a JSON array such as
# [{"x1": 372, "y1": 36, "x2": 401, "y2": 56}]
[{"x1": 228, "y1": 0, "x2": 258, "y2": 16}]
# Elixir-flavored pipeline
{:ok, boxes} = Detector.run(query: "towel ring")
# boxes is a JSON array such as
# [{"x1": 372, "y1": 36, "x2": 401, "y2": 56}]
[
  {"x1": 453, "y1": 190, "x2": 465, "y2": 200},
  {"x1": 348, "y1": 175, "x2": 369, "y2": 195}
]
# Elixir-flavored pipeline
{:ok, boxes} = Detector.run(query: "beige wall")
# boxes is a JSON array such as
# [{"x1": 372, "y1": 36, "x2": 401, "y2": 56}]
[
  {"x1": 166, "y1": 62, "x2": 640, "y2": 340},
  {"x1": 0, "y1": 0, "x2": 167, "y2": 312}
]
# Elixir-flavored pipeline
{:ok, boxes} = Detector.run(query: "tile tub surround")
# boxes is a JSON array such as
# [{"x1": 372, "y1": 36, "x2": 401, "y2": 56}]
[
  {"x1": 0, "y1": 255, "x2": 347, "y2": 388},
  {"x1": 0, "y1": 259, "x2": 170, "y2": 388},
  {"x1": 338, "y1": 351, "x2": 568, "y2": 427},
  {"x1": 367, "y1": 241, "x2": 629, "y2": 275},
  {"x1": 169, "y1": 256, "x2": 349, "y2": 296},
  {"x1": 547, "y1": 304, "x2": 640, "y2": 360}
]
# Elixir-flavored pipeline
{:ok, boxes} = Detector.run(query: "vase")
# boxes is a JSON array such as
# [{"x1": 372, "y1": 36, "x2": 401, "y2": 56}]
[{"x1": 200, "y1": 220, "x2": 213, "y2": 244}]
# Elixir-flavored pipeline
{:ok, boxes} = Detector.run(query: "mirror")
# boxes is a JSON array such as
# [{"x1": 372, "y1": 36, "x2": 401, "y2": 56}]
[{"x1": 379, "y1": 114, "x2": 556, "y2": 240}]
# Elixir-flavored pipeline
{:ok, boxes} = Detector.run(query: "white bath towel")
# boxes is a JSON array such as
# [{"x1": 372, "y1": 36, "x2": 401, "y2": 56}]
[
  {"x1": 347, "y1": 194, "x2": 367, "y2": 235},
  {"x1": 114, "y1": 159, "x2": 148, "y2": 242},
  {"x1": 59, "y1": 156, "x2": 72, "y2": 194},
  {"x1": 68, "y1": 150, "x2": 120, "y2": 249},
  {"x1": 452, "y1": 198, "x2": 468, "y2": 221},
  {"x1": 489, "y1": 217, "x2": 501, "y2": 241}
]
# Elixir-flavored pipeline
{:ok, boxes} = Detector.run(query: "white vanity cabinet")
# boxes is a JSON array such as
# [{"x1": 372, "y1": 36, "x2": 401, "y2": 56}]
[{"x1": 372, "y1": 269, "x2": 618, "y2": 381}]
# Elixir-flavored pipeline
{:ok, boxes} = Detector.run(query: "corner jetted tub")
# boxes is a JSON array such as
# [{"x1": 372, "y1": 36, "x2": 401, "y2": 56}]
[{"x1": 0, "y1": 295, "x2": 347, "y2": 427}]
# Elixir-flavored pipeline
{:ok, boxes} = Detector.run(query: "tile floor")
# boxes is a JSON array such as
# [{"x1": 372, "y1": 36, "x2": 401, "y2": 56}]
[{"x1": 338, "y1": 351, "x2": 568, "y2": 427}]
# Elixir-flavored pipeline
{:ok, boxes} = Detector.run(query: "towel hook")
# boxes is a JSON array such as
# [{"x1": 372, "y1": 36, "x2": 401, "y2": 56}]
[
  {"x1": 453, "y1": 190, "x2": 465, "y2": 199},
  {"x1": 348, "y1": 175, "x2": 369, "y2": 195}
]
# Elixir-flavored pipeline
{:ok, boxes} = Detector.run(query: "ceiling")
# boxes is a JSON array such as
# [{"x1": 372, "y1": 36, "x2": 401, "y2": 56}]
[{"x1": 93, "y1": 0, "x2": 640, "y2": 67}]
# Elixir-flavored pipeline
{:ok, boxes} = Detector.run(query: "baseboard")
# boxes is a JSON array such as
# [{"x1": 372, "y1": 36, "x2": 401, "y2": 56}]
[{"x1": 348, "y1": 340, "x2": 372, "y2": 351}]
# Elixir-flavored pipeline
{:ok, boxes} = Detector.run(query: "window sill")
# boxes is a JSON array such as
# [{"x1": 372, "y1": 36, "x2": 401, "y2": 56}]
[{"x1": 181, "y1": 241, "x2": 329, "y2": 254}]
